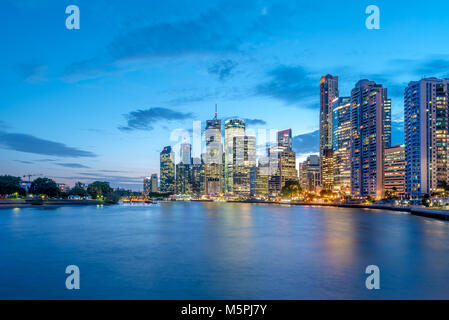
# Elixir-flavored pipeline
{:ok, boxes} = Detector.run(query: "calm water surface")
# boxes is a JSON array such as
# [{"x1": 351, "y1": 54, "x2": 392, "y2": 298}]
[{"x1": 1, "y1": 202, "x2": 449, "y2": 299}]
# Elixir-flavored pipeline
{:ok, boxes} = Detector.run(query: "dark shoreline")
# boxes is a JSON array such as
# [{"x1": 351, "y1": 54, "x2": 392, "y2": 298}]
[{"x1": 0, "y1": 199, "x2": 104, "y2": 209}]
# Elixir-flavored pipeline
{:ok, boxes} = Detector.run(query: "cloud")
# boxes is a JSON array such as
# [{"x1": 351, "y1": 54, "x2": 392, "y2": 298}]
[
  {"x1": 255, "y1": 65, "x2": 317, "y2": 108},
  {"x1": 208, "y1": 59, "x2": 238, "y2": 81},
  {"x1": 0, "y1": 131, "x2": 96, "y2": 158},
  {"x1": 410, "y1": 58, "x2": 449, "y2": 79},
  {"x1": 56, "y1": 163, "x2": 90, "y2": 169},
  {"x1": 119, "y1": 107, "x2": 194, "y2": 131},
  {"x1": 63, "y1": 2, "x2": 253, "y2": 81},
  {"x1": 14, "y1": 160, "x2": 33, "y2": 164},
  {"x1": 244, "y1": 118, "x2": 266, "y2": 126},
  {"x1": 292, "y1": 130, "x2": 319, "y2": 154},
  {"x1": 18, "y1": 64, "x2": 48, "y2": 83}
]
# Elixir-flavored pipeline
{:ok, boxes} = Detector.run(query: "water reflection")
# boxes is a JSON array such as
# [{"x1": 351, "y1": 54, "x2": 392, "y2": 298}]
[{"x1": 0, "y1": 202, "x2": 449, "y2": 299}]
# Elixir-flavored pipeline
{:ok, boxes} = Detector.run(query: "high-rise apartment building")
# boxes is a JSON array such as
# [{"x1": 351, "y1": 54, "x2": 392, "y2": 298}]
[
  {"x1": 384, "y1": 144, "x2": 406, "y2": 197},
  {"x1": 160, "y1": 146, "x2": 175, "y2": 192},
  {"x1": 332, "y1": 96, "x2": 351, "y2": 194},
  {"x1": 320, "y1": 75, "x2": 339, "y2": 190},
  {"x1": 224, "y1": 119, "x2": 245, "y2": 193},
  {"x1": 404, "y1": 78, "x2": 449, "y2": 197},
  {"x1": 350, "y1": 79, "x2": 388, "y2": 199}
]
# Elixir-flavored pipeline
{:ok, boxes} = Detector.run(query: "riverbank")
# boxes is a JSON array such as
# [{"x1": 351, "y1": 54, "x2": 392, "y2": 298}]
[
  {"x1": 227, "y1": 200, "x2": 449, "y2": 221},
  {"x1": 0, "y1": 199, "x2": 104, "y2": 209}
]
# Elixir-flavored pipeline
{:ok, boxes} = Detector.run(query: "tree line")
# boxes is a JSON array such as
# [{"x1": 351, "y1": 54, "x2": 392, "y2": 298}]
[{"x1": 0, "y1": 175, "x2": 138, "y2": 203}]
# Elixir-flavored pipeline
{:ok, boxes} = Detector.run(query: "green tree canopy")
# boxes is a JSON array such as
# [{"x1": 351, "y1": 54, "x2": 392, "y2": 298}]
[
  {"x1": 281, "y1": 181, "x2": 302, "y2": 198},
  {"x1": 0, "y1": 175, "x2": 25, "y2": 196},
  {"x1": 69, "y1": 181, "x2": 87, "y2": 197},
  {"x1": 29, "y1": 177, "x2": 60, "y2": 197},
  {"x1": 87, "y1": 181, "x2": 113, "y2": 199}
]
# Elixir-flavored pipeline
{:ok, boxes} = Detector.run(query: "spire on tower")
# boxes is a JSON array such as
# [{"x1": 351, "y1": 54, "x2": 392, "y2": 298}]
[{"x1": 214, "y1": 103, "x2": 218, "y2": 120}]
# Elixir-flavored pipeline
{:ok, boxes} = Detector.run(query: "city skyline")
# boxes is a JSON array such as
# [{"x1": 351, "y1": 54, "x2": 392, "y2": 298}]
[{"x1": 2, "y1": 0, "x2": 449, "y2": 190}]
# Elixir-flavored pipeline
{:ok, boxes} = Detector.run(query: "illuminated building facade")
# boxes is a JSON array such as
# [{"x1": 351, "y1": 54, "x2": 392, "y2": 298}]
[
  {"x1": 384, "y1": 144, "x2": 406, "y2": 197},
  {"x1": 255, "y1": 157, "x2": 270, "y2": 197},
  {"x1": 320, "y1": 75, "x2": 339, "y2": 190},
  {"x1": 277, "y1": 128, "x2": 292, "y2": 150},
  {"x1": 404, "y1": 78, "x2": 449, "y2": 197},
  {"x1": 190, "y1": 159, "x2": 204, "y2": 195},
  {"x1": 204, "y1": 108, "x2": 223, "y2": 195},
  {"x1": 160, "y1": 146, "x2": 175, "y2": 193},
  {"x1": 299, "y1": 155, "x2": 321, "y2": 192},
  {"x1": 143, "y1": 177, "x2": 151, "y2": 195},
  {"x1": 180, "y1": 143, "x2": 192, "y2": 165},
  {"x1": 232, "y1": 135, "x2": 256, "y2": 196},
  {"x1": 350, "y1": 79, "x2": 388, "y2": 199},
  {"x1": 176, "y1": 163, "x2": 191, "y2": 194},
  {"x1": 150, "y1": 174, "x2": 158, "y2": 192},
  {"x1": 224, "y1": 119, "x2": 245, "y2": 193},
  {"x1": 332, "y1": 96, "x2": 351, "y2": 193}
]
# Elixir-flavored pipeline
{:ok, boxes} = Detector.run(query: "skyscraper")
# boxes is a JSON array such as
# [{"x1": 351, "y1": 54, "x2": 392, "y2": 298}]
[
  {"x1": 255, "y1": 157, "x2": 270, "y2": 197},
  {"x1": 180, "y1": 143, "x2": 192, "y2": 165},
  {"x1": 150, "y1": 174, "x2": 158, "y2": 192},
  {"x1": 299, "y1": 155, "x2": 321, "y2": 192},
  {"x1": 320, "y1": 75, "x2": 339, "y2": 190},
  {"x1": 143, "y1": 177, "x2": 151, "y2": 195},
  {"x1": 204, "y1": 106, "x2": 223, "y2": 195},
  {"x1": 176, "y1": 163, "x2": 191, "y2": 194},
  {"x1": 277, "y1": 128, "x2": 292, "y2": 151},
  {"x1": 224, "y1": 118, "x2": 245, "y2": 193},
  {"x1": 350, "y1": 79, "x2": 388, "y2": 199},
  {"x1": 232, "y1": 135, "x2": 256, "y2": 196},
  {"x1": 384, "y1": 98, "x2": 392, "y2": 148},
  {"x1": 404, "y1": 78, "x2": 449, "y2": 197},
  {"x1": 160, "y1": 146, "x2": 175, "y2": 193},
  {"x1": 332, "y1": 96, "x2": 351, "y2": 194}
]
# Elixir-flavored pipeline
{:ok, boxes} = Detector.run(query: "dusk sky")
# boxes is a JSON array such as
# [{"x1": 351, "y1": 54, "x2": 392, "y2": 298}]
[{"x1": 1, "y1": 0, "x2": 449, "y2": 190}]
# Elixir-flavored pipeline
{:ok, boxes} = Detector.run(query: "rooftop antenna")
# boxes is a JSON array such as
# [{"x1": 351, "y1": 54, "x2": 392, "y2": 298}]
[{"x1": 214, "y1": 103, "x2": 218, "y2": 120}]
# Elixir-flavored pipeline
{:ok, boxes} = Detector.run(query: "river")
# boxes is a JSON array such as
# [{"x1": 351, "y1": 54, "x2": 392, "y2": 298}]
[{"x1": 1, "y1": 202, "x2": 448, "y2": 299}]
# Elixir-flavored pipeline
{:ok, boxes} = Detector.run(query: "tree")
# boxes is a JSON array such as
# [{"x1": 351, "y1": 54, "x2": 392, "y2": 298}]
[
  {"x1": 69, "y1": 182, "x2": 87, "y2": 197},
  {"x1": 87, "y1": 181, "x2": 112, "y2": 199},
  {"x1": 320, "y1": 189, "x2": 332, "y2": 197},
  {"x1": 0, "y1": 175, "x2": 25, "y2": 196},
  {"x1": 29, "y1": 177, "x2": 60, "y2": 197},
  {"x1": 422, "y1": 194, "x2": 431, "y2": 207},
  {"x1": 281, "y1": 181, "x2": 302, "y2": 198}
]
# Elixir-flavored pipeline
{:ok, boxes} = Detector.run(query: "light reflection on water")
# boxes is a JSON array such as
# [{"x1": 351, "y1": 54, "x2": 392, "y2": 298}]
[{"x1": 0, "y1": 202, "x2": 449, "y2": 299}]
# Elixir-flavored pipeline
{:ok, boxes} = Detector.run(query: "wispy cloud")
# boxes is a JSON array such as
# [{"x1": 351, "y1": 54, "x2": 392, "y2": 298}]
[
  {"x1": 208, "y1": 59, "x2": 238, "y2": 81},
  {"x1": 14, "y1": 160, "x2": 33, "y2": 164},
  {"x1": 56, "y1": 163, "x2": 90, "y2": 169},
  {"x1": 119, "y1": 107, "x2": 194, "y2": 132},
  {"x1": 0, "y1": 131, "x2": 96, "y2": 158},
  {"x1": 244, "y1": 118, "x2": 266, "y2": 126},
  {"x1": 18, "y1": 64, "x2": 48, "y2": 83}
]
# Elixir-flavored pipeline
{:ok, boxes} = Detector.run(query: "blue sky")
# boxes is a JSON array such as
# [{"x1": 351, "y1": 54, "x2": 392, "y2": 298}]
[{"x1": 1, "y1": 0, "x2": 449, "y2": 190}]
